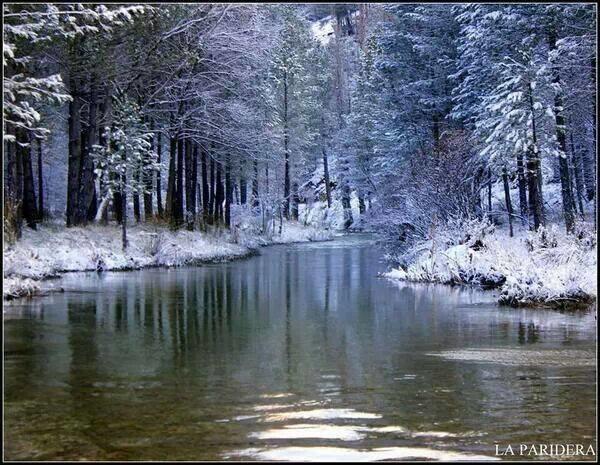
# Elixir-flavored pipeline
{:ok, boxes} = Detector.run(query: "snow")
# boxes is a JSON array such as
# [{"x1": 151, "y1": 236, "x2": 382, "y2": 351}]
[
  {"x1": 3, "y1": 220, "x2": 333, "y2": 300},
  {"x1": 383, "y1": 221, "x2": 597, "y2": 309},
  {"x1": 311, "y1": 16, "x2": 334, "y2": 45}
]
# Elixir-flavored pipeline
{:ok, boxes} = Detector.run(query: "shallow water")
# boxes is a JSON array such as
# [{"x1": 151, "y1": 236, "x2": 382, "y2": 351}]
[{"x1": 3, "y1": 234, "x2": 597, "y2": 461}]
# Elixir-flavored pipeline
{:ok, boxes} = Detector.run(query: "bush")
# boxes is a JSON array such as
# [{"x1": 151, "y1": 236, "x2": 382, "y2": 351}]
[{"x1": 525, "y1": 225, "x2": 559, "y2": 252}]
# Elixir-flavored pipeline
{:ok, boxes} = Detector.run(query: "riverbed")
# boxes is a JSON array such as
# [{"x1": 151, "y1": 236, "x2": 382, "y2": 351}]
[{"x1": 3, "y1": 234, "x2": 597, "y2": 460}]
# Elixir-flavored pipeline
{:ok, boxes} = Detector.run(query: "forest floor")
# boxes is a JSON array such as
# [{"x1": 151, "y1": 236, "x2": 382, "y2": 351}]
[
  {"x1": 3, "y1": 219, "x2": 333, "y2": 301},
  {"x1": 383, "y1": 220, "x2": 597, "y2": 310}
]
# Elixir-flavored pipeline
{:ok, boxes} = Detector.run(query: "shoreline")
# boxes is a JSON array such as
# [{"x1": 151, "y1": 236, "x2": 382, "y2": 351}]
[
  {"x1": 382, "y1": 225, "x2": 597, "y2": 312},
  {"x1": 3, "y1": 221, "x2": 334, "y2": 302}
]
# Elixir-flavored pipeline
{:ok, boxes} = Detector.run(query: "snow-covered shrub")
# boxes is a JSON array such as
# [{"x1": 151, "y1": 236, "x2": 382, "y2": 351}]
[
  {"x1": 140, "y1": 231, "x2": 165, "y2": 257},
  {"x1": 446, "y1": 216, "x2": 495, "y2": 249},
  {"x1": 572, "y1": 220, "x2": 596, "y2": 249},
  {"x1": 3, "y1": 277, "x2": 40, "y2": 299},
  {"x1": 525, "y1": 225, "x2": 559, "y2": 251}
]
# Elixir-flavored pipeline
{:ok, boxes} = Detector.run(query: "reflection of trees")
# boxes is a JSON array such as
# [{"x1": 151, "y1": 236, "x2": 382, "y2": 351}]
[
  {"x1": 518, "y1": 321, "x2": 540, "y2": 344},
  {"x1": 6, "y1": 240, "x2": 597, "y2": 459}
]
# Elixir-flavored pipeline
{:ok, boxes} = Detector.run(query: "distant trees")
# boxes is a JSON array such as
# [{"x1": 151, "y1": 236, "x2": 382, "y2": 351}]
[{"x1": 344, "y1": 2, "x2": 596, "y2": 253}]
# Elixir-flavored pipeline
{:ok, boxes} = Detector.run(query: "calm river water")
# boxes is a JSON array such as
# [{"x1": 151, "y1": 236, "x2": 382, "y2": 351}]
[{"x1": 3, "y1": 234, "x2": 597, "y2": 460}]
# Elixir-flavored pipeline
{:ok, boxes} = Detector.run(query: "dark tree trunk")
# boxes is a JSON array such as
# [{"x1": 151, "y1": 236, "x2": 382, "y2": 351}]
[
  {"x1": 201, "y1": 148, "x2": 210, "y2": 226},
  {"x1": 358, "y1": 194, "x2": 366, "y2": 215},
  {"x1": 80, "y1": 73, "x2": 98, "y2": 224},
  {"x1": 4, "y1": 128, "x2": 22, "y2": 240},
  {"x1": 283, "y1": 69, "x2": 290, "y2": 219},
  {"x1": 113, "y1": 186, "x2": 123, "y2": 224},
  {"x1": 19, "y1": 131, "x2": 37, "y2": 229},
  {"x1": 487, "y1": 168, "x2": 493, "y2": 215},
  {"x1": 225, "y1": 155, "x2": 232, "y2": 228},
  {"x1": 341, "y1": 182, "x2": 353, "y2": 229},
  {"x1": 144, "y1": 121, "x2": 154, "y2": 221},
  {"x1": 66, "y1": 57, "x2": 82, "y2": 227},
  {"x1": 291, "y1": 182, "x2": 299, "y2": 220},
  {"x1": 502, "y1": 168, "x2": 514, "y2": 237},
  {"x1": 432, "y1": 113, "x2": 441, "y2": 152},
  {"x1": 133, "y1": 164, "x2": 141, "y2": 223},
  {"x1": 156, "y1": 131, "x2": 163, "y2": 217},
  {"x1": 37, "y1": 138, "x2": 44, "y2": 220},
  {"x1": 110, "y1": 132, "x2": 123, "y2": 224},
  {"x1": 166, "y1": 132, "x2": 177, "y2": 220},
  {"x1": 184, "y1": 138, "x2": 192, "y2": 228},
  {"x1": 192, "y1": 143, "x2": 198, "y2": 224},
  {"x1": 239, "y1": 160, "x2": 247, "y2": 205},
  {"x1": 527, "y1": 84, "x2": 544, "y2": 230},
  {"x1": 175, "y1": 136, "x2": 184, "y2": 226},
  {"x1": 215, "y1": 160, "x2": 223, "y2": 225},
  {"x1": 209, "y1": 156, "x2": 215, "y2": 225},
  {"x1": 184, "y1": 140, "x2": 195, "y2": 230},
  {"x1": 98, "y1": 85, "x2": 111, "y2": 225},
  {"x1": 252, "y1": 160, "x2": 259, "y2": 208},
  {"x1": 570, "y1": 132, "x2": 586, "y2": 218},
  {"x1": 323, "y1": 148, "x2": 332, "y2": 208},
  {"x1": 121, "y1": 171, "x2": 127, "y2": 250},
  {"x1": 516, "y1": 152, "x2": 528, "y2": 225},
  {"x1": 548, "y1": 25, "x2": 576, "y2": 233}
]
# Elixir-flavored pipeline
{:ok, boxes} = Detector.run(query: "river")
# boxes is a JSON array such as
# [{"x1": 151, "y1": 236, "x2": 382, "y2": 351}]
[{"x1": 3, "y1": 234, "x2": 597, "y2": 460}]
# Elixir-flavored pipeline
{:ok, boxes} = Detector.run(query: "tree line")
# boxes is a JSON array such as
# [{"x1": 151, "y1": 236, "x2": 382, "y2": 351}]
[{"x1": 3, "y1": 3, "x2": 597, "y2": 251}]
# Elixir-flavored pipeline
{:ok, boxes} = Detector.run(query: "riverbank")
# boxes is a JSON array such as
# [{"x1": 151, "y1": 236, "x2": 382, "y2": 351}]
[
  {"x1": 3, "y1": 220, "x2": 333, "y2": 300},
  {"x1": 383, "y1": 222, "x2": 597, "y2": 310}
]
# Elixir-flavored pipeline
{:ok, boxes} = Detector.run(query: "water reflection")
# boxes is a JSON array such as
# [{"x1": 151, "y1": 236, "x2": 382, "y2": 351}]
[{"x1": 4, "y1": 235, "x2": 597, "y2": 461}]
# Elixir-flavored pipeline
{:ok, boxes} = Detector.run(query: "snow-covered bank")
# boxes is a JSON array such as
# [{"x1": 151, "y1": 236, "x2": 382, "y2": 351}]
[
  {"x1": 3, "y1": 221, "x2": 333, "y2": 300},
  {"x1": 383, "y1": 221, "x2": 597, "y2": 309}
]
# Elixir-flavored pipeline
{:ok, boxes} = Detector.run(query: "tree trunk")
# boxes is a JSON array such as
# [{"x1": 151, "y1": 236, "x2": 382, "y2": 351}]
[
  {"x1": 113, "y1": 188, "x2": 123, "y2": 224},
  {"x1": 283, "y1": 69, "x2": 290, "y2": 219},
  {"x1": 37, "y1": 138, "x2": 44, "y2": 220},
  {"x1": 184, "y1": 140, "x2": 195, "y2": 230},
  {"x1": 225, "y1": 155, "x2": 232, "y2": 228},
  {"x1": 548, "y1": 25, "x2": 576, "y2": 233},
  {"x1": 215, "y1": 160, "x2": 223, "y2": 225},
  {"x1": 166, "y1": 132, "x2": 177, "y2": 220},
  {"x1": 358, "y1": 194, "x2": 366, "y2": 214},
  {"x1": 175, "y1": 136, "x2": 184, "y2": 226},
  {"x1": 16, "y1": 133, "x2": 24, "y2": 229},
  {"x1": 516, "y1": 152, "x2": 528, "y2": 225},
  {"x1": 144, "y1": 121, "x2": 154, "y2": 221},
  {"x1": 323, "y1": 148, "x2": 332, "y2": 208},
  {"x1": 66, "y1": 59, "x2": 82, "y2": 227},
  {"x1": 502, "y1": 168, "x2": 514, "y2": 237},
  {"x1": 291, "y1": 181, "x2": 299, "y2": 220},
  {"x1": 239, "y1": 160, "x2": 247, "y2": 205},
  {"x1": 80, "y1": 73, "x2": 98, "y2": 224},
  {"x1": 201, "y1": 148, "x2": 210, "y2": 226},
  {"x1": 19, "y1": 130, "x2": 37, "y2": 229},
  {"x1": 570, "y1": 132, "x2": 586, "y2": 218},
  {"x1": 487, "y1": 168, "x2": 493, "y2": 216},
  {"x1": 133, "y1": 165, "x2": 141, "y2": 223},
  {"x1": 156, "y1": 131, "x2": 163, "y2": 217},
  {"x1": 341, "y1": 182, "x2": 353, "y2": 229},
  {"x1": 209, "y1": 156, "x2": 215, "y2": 225},
  {"x1": 252, "y1": 159, "x2": 259, "y2": 208},
  {"x1": 527, "y1": 84, "x2": 544, "y2": 230},
  {"x1": 192, "y1": 143, "x2": 198, "y2": 224},
  {"x1": 121, "y1": 172, "x2": 127, "y2": 250}
]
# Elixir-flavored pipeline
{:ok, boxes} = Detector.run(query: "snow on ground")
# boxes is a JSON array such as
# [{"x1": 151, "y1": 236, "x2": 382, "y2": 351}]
[
  {"x1": 383, "y1": 220, "x2": 597, "y2": 309},
  {"x1": 3, "y1": 219, "x2": 333, "y2": 300},
  {"x1": 299, "y1": 196, "x2": 365, "y2": 231}
]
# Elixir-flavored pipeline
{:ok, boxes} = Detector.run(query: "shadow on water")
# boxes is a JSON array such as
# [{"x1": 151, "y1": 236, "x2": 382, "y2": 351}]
[{"x1": 3, "y1": 235, "x2": 597, "y2": 460}]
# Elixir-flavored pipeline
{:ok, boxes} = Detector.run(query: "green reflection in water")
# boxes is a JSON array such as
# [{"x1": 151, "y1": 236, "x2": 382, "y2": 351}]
[{"x1": 4, "y1": 235, "x2": 597, "y2": 461}]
